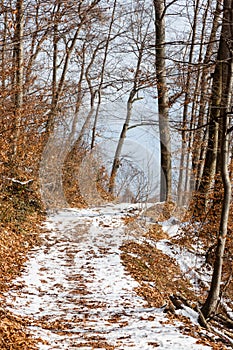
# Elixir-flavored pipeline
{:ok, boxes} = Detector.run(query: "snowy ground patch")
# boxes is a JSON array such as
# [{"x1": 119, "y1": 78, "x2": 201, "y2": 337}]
[
  {"x1": 158, "y1": 219, "x2": 212, "y2": 291},
  {"x1": 5, "y1": 204, "x2": 211, "y2": 349}
]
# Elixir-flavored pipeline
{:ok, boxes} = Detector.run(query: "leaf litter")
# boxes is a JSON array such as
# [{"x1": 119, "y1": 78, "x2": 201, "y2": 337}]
[{"x1": 3, "y1": 203, "x2": 230, "y2": 349}]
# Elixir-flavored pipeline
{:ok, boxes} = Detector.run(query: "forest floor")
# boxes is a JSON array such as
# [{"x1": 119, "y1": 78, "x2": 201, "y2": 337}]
[{"x1": 0, "y1": 202, "x2": 232, "y2": 349}]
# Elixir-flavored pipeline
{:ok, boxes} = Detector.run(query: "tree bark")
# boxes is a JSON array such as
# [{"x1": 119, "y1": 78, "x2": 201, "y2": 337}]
[
  {"x1": 195, "y1": 28, "x2": 225, "y2": 212},
  {"x1": 1, "y1": 8, "x2": 7, "y2": 93},
  {"x1": 91, "y1": 0, "x2": 117, "y2": 149},
  {"x1": 201, "y1": 90, "x2": 232, "y2": 320},
  {"x1": 192, "y1": 0, "x2": 222, "y2": 190},
  {"x1": 46, "y1": 1, "x2": 101, "y2": 135},
  {"x1": 108, "y1": 4, "x2": 150, "y2": 195},
  {"x1": 108, "y1": 90, "x2": 136, "y2": 194},
  {"x1": 201, "y1": 0, "x2": 233, "y2": 320},
  {"x1": 12, "y1": 0, "x2": 24, "y2": 159},
  {"x1": 154, "y1": 0, "x2": 172, "y2": 202},
  {"x1": 177, "y1": 0, "x2": 200, "y2": 206}
]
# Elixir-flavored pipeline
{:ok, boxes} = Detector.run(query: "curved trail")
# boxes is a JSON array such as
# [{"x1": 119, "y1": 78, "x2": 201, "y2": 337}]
[{"x1": 5, "y1": 204, "x2": 209, "y2": 349}]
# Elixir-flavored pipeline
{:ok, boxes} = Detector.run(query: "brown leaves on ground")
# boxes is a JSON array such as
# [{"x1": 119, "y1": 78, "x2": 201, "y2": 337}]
[
  {"x1": 0, "y1": 309, "x2": 38, "y2": 350},
  {"x1": 121, "y1": 240, "x2": 196, "y2": 309},
  {"x1": 0, "y1": 184, "x2": 44, "y2": 349},
  {"x1": 73, "y1": 341, "x2": 114, "y2": 349},
  {"x1": 63, "y1": 145, "x2": 114, "y2": 207},
  {"x1": 0, "y1": 215, "x2": 42, "y2": 294},
  {"x1": 0, "y1": 218, "x2": 43, "y2": 349},
  {"x1": 171, "y1": 199, "x2": 233, "y2": 308},
  {"x1": 121, "y1": 221, "x2": 229, "y2": 350},
  {"x1": 141, "y1": 202, "x2": 174, "y2": 222}
]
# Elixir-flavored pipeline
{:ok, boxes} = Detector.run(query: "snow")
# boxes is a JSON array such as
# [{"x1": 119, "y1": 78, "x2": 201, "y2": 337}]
[
  {"x1": 159, "y1": 217, "x2": 180, "y2": 237},
  {"x1": 176, "y1": 305, "x2": 200, "y2": 325},
  {"x1": 5, "y1": 177, "x2": 34, "y2": 185},
  {"x1": 158, "y1": 219, "x2": 212, "y2": 291},
  {"x1": 5, "y1": 203, "x2": 211, "y2": 349}
]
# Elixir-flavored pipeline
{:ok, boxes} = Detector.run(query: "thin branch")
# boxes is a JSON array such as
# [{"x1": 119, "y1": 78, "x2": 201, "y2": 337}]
[
  {"x1": 162, "y1": 0, "x2": 179, "y2": 19},
  {"x1": 127, "y1": 121, "x2": 159, "y2": 130}
]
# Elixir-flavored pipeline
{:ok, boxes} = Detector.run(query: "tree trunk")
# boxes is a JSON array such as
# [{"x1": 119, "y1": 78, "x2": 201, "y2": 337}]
[
  {"x1": 201, "y1": 0, "x2": 233, "y2": 320},
  {"x1": 45, "y1": 1, "x2": 101, "y2": 135},
  {"x1": 108, "y1": 10, "x2": 148, "y2": 195},
  {"x1": 177, "y1": 0, "x2": 200, "y2": 206},
  {"x1": 91, "y1": 0, "x2": 117, "y2": 149},
  {"x1": 1, "y1": 8, "x2": 7, "y2": 93},
  {"x1": 108, "y1": 90, "x2": 135, "y2": 194},
  {"x1": 154, "y1": 0, "x2": 172, "y2": 202},
  {"x1": 201, "y1": 87, "x2": 232, "y2": 320},
  {"x1": 195, "y1": 43, "x2": 223, "y2": 213},
  {"x1": 12, "y1": 0, "x2": 24, "y2": 159},
  {"x1": 192, "y1": 0, "x2": 222, "y2": 190}
]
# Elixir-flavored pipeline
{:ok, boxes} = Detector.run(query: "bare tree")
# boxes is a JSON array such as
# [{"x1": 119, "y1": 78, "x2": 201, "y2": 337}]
[
  {"x1": 201, "y1": 0, "x2": 233, "y2": 320},
  {"x1": 90, "y1": 0, "x2": 117, "y2": 149},
  {"x1": 177, "y1": 0, "x2": 202, "y2": 206},
  {"x1": 192, "y1": 0, "x2": 222, "y2": 191},
  {"x1": 108, "y1": 4, "x2": 154, "y2": 194},
  {"x1": 46, "y1": 0, "x2": 101, "y2": 135},
  {"x1": 153, "y1": 0, "x2": 172, "y2": 202}
]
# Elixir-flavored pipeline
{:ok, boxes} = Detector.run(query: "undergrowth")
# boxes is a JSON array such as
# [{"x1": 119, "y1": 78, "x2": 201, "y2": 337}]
[
  {"x1": 120, "y1": 203, "x2": 231, "y2": 349},
  {"x1": 0, "y1": 176, "x2": 45, "y2": 349}
]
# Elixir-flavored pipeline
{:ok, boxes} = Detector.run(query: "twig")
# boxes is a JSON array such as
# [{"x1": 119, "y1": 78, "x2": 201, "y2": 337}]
[
  {"x1": 215, "y1": 313, "x2": 233, "y2": 328},
  {"x1": 196, "y1": 305, "x2": 212, "y2": 331},
  {"x1": 216, "y1": 270, "x2": 233, "y2": 314}
]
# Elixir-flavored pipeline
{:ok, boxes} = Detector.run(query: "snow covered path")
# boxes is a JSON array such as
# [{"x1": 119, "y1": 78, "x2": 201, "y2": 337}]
[{"x1": 5, "y1": 204, "x2": 210, "y2": 349}]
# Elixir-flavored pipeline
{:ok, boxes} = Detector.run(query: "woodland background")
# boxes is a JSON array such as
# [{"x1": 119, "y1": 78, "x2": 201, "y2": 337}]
[{"x1": 0, "y1": 0, "x2": 233, "y2": 347}]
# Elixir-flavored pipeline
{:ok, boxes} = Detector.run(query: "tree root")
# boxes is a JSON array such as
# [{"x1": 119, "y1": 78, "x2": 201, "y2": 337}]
[{"x1": 169, "y1": 293, "x2": 233, "y2": 348}]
